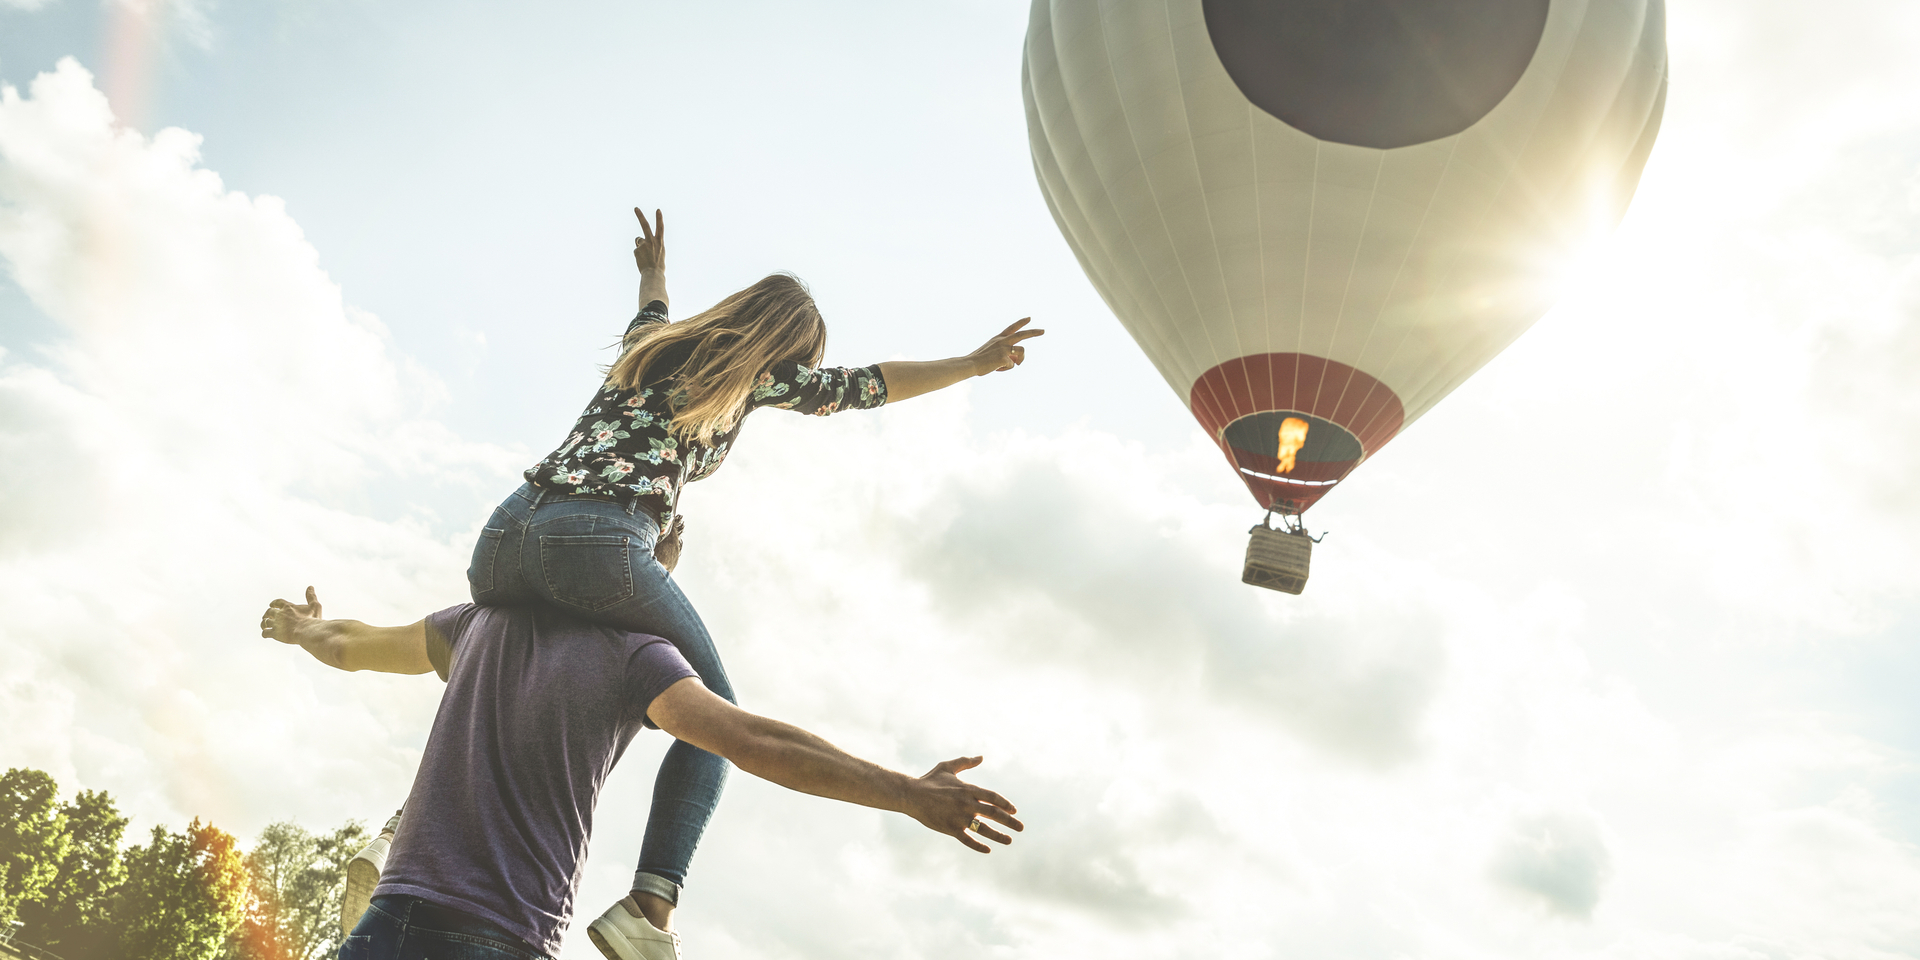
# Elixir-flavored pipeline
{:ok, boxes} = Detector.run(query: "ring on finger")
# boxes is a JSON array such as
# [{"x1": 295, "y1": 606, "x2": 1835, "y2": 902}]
[{"x1": 968, "y1": 817, "x2": 987, "y2": 834}]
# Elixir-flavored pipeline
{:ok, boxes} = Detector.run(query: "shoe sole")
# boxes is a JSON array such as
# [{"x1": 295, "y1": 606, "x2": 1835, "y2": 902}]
[
  {"x1": 587, "y1": 923, "x2": 646, "y2": 960},
  {"x1": 340, "y1": 835, "x2": 392, "y2": 937},
  {"x1": 587, "y1": 925, "x2": 621, "y2": 960}
]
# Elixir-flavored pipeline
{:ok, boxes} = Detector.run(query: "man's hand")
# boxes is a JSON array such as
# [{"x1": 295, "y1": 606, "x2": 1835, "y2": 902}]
[
  {"x1": 633, "y1": 207, "x2": 666, "y2": 274},
  {"x1": 965, "y1": 318, "x2": 1044, "y2": 377},
  {"x1": 261, "y1": 586, "x2": 327, "y2": 648},
  {"x1": 653, "y1": 514, "x2": 686, "y2": 574},
  {"x1": 258, "y1": 587, "x2": 432, "y2": 675},
  {"x1": 904, "y1": 756, "x2": 1023, "y2": 854}
]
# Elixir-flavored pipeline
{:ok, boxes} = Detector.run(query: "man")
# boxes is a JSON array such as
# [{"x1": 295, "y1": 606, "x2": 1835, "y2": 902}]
[
  {"x1": 261, "y1": 589, "x2": 1021, "y2": 960},
  {"x1": 341, "y1": 520, "x2": 694, "y2": 940}
]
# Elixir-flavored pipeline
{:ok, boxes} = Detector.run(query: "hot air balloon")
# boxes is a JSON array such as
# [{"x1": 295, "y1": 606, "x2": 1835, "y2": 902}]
[{"x1": 1021, "y1": 0, "x2": 1667, "y2": 593}]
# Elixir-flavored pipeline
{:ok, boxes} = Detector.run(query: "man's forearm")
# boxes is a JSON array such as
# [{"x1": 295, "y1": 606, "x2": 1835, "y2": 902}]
[
  {"x1": 262, "y1": 589, "x2": 433, "y2": 675},
  {"x1": 285, "y1": 618, "x2": 351, "y2": 670},
  {"x1": 290, "y1": 619, "x2": 431, "y2": 675},
  {"x1": 726, "y1": 715, "x2": 914, "y2": 814},
  {"x1": 647, "y1": 679, "x2": 1018, "y2": 850}
]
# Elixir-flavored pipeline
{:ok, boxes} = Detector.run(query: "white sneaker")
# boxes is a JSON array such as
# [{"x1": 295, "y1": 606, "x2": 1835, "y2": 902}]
[
  {"x1": 340, "y1": 811, "x2": 402, "y2": 936},
  {"x1": 586, "y1": 899, "x2": 682, "y2": 960}
]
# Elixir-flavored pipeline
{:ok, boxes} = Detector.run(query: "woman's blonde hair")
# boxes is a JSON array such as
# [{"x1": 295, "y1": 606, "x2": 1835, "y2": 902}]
[{"x1": 607, "y1": 273, "x2": 827, "y2": 444}]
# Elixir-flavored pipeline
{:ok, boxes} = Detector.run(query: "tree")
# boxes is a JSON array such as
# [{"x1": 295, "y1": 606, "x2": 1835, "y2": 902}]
[
  {"x1": 0, "y1": 768, "x2": 363, "y2": 960},
  {"x1": 0, "y1": 768, "x2": 70, "y2": 929},
  {"x1": 229, "y1": 820, "x2": 368, "y2": 960},
  {"x1": 17, "y1": 788, "x2": 129, "y2": 960},
  {"x1": 117, "y1": 818, "x2": 252, "y2": 960}
]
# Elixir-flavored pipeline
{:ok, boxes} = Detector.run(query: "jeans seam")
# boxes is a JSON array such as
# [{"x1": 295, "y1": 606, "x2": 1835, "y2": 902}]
[
  {"x1": 408, "y1": 927, "x2": 542, "y2": 957},
  {"x1": 471, "y1": 526, "x2": 506, "y2": 596},
  {"x1": 366, "y1": 898, "x2": 407, "y2": 926},
  {"x1": 650, "y1": 582, "x2": 734, "y2": 701},
  {"x1": 374, "y1": 896, "x2": 544, "y2": 959}
]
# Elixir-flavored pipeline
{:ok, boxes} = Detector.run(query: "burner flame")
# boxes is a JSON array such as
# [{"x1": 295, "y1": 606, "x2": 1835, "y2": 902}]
[{"x1": 1276, "y1": 417, "x2": 1310, "y2": 473}]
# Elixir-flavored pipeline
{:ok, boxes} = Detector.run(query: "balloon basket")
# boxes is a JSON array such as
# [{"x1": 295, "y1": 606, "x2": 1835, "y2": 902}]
[{"x1": 1243, "y1": 510, "x2": 1316, "y2": 595}]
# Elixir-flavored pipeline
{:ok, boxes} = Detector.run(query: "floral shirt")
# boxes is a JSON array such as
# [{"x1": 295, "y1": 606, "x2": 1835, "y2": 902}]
[{"x1": 524, "y1": 300, "x2": 889, "y2": 520}]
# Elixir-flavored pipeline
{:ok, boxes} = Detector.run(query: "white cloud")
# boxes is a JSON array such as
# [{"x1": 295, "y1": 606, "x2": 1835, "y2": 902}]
[
  {"x1": 1490, "y1": 809, "x2": 1612, "y2": 919},
  {"x1": 0, "y1": 58, "x2": 520, "y2": 834}
]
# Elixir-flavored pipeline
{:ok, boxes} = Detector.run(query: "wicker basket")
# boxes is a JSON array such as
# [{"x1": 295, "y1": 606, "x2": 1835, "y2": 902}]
[{"x1": 1243, "y1": 525, "x2": 1313, "y2": 594}]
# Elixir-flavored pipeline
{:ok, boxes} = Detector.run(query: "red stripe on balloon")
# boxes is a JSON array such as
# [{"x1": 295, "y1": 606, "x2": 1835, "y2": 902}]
[{"x1": 1189, "y1": 354, "x2": 1407, "y2": 511}]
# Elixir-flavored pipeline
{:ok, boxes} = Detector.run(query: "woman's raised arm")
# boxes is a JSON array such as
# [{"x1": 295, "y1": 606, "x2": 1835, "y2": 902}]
[
  {"x1": 634, "y1": 207, "x2": 668, "y2": 312},
  {"x1": 877, "y1": 318, "x2": 1044, "y2": 404}
]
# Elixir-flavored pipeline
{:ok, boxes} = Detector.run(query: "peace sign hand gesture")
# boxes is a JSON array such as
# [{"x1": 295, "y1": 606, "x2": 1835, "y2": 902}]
[
  {"x1": 633, "y1": 207, "x2": 666, "y2": 275},
  {"x1": 966, "y1": 318, "x2": 1045, "y2": 376}
]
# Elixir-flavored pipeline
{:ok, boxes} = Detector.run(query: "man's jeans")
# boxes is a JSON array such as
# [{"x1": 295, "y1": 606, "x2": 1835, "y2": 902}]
[
  {"x1": 341, "y1": 895, "x2": 547, "y2": 960},
  {"x1": 469, "y1": 482, "x2": 734, "y2": 894}
]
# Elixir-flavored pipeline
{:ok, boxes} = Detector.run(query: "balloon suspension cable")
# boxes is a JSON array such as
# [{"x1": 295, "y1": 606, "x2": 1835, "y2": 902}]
[{"x1": 1261, "y1": 502, "x2": 1327, "y2": 542}]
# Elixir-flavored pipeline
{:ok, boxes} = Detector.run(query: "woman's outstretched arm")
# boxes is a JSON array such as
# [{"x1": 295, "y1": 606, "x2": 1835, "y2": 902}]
[
  {"x1": 634, "y1": 207, "x2": 668, "y2": 312},
  {"x1": 877, "y1": 318, "x2": 1045, "y2": 404}
]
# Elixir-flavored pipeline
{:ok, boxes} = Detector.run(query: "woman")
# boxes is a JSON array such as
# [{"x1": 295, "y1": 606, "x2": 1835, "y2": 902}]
[{"x1": 467, "y1": 207, "x2": 1041, "y2": 953}]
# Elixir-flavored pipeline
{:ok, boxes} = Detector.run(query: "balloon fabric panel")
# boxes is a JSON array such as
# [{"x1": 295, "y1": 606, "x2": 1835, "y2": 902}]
[{"x1": 1023, "y1": 0, "x2": 1667, "y2": 513}]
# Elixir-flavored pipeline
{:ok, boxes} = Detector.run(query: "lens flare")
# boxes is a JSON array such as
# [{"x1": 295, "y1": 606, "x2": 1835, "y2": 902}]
[{"x1": 103, "y1": 0, "x2": 171, "y2": 131}]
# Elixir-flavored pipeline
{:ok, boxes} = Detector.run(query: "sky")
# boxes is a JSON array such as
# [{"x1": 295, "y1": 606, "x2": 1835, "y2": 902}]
[{"x1": 2, "y1": 1, "x2": 1919, "y2": 958}]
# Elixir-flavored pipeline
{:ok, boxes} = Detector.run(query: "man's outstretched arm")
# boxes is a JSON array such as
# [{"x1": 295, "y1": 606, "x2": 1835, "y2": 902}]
[
  {"x1": 259, "y1": 587, "x2": 433, "y2": 675},
  {"x1": 647, "y1": 678, "x2": 1024, "y2": 853}
]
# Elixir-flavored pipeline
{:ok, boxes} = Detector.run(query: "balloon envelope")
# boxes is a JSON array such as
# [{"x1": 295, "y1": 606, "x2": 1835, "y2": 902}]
[{"x1": 1023, "y1": 0, "x2": 1667, "y2": 512}]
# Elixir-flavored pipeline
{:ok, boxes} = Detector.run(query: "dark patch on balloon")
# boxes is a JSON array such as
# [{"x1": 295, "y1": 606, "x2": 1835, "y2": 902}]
[
  {"x1": 1223, "y1": 411, "x2": 1363, "y2": 466},
  {"x1": 1203, "y1": 0, "x2": 1551, "y2": 149}
]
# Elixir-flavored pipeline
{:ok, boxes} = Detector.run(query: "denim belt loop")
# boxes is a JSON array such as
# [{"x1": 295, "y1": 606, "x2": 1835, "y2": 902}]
[
  {"x1": 528, "y1": 485, "x2": 548, "y2": 513},
  {"x1": 625, "y1": 497, "x2": 638, "y2": 517}
]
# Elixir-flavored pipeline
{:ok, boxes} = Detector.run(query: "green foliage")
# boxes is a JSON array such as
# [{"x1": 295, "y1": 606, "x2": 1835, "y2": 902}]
[
  {"x1": 229, "y1": 820, "x2": 368, "y2": 960},
  {"x1": 16, "y1": 788, "x2": 129, "y2": 960},
  {"x1": 0, "y1": 769, "x2": 367, "y2": 960},
  {"x1": 117, "y1": 819, "x2": 251, "y2": 960},
  {"x1": 0, "y1": 768, "x2": 71, "y2": 929}
]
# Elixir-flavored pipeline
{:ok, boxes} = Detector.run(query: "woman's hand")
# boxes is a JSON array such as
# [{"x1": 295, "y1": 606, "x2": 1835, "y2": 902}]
[
  {"x1": 633, "y1": 207, "x2": 666, "y2": 274},
  {"x1": 633, "y1": 207, "x2": 669, "y2": 310},
  {"x1": 965, "y1": 318, "x2": 1045, "y2": 376},
  {"x1": 876, "y1": 318, "x2": 1045, "y2": 404}
]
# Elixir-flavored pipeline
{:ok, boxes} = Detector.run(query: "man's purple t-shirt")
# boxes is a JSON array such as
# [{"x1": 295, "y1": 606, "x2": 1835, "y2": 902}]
[{"x1": 375, "y1": 603, "x2": 697, "y2": 956}]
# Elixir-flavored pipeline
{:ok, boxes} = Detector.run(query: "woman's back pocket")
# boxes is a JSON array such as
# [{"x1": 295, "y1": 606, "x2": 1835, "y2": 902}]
[{"x1": 538, "y1": 534, "x2": 637, "y2": 612}]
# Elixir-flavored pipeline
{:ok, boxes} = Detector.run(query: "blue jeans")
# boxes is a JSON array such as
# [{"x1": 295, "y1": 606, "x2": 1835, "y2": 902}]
[
  {"x1": 340, "y1": 895, "x2": 547, "y2": 959},
  {"x1": 468, "y1": 482, "x2": 733, "y2": 894}
]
